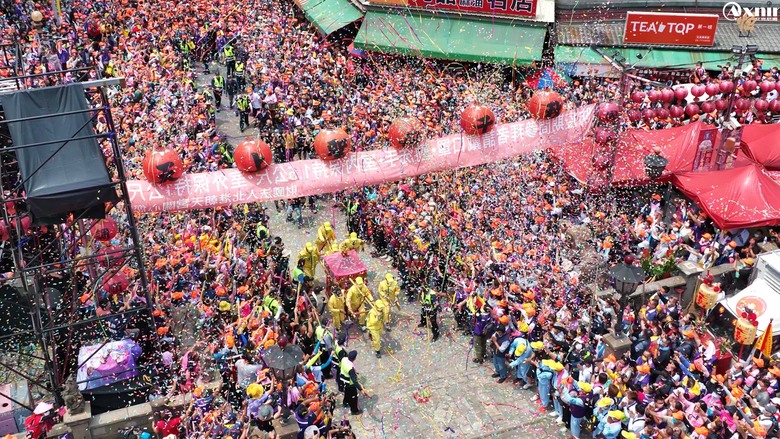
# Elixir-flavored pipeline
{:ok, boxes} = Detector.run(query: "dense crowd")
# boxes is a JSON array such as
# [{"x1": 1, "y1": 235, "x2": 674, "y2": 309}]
[{"x1": 3, "y1": 0, "x2": 780, "y2": 438}]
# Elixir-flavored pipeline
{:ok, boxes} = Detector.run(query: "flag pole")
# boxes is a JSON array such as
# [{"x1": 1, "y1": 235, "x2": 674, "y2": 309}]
[{"x1": 749, "y1": 318, "x2": 774, "y2": 362}]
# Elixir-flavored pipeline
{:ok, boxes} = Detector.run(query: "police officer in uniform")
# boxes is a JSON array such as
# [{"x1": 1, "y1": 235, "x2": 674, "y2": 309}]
[
  {"x1": 418, "y1": 287, "x2": 440, "y2": 341},
  {"x1": 211, "y1": 70, "x2": 225, "y2": 110},
  {"x1": 226, "y1": 75, "x2": 238, "y2": 109},
  {"x1": 235, "y1": 93, "x2": 250, "y2": 132},
  {"x1": 223, "y1": 44, "x2": 236, "y2": 77},
  {"x1": 339, "y1": 350, "x2": 370, "y2": 415}
]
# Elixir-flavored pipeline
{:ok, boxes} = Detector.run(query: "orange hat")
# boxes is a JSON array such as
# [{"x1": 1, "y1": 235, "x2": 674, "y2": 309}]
[
  {"x1": 729, "y1": 241, "x2": 738, "y2": 248},
  {"x1": 509, "y1": 284, "x2": 521, "y2": 293},
  {"x1": 152, "y1": 309, "x2": 164, "y2": 317},
  {"x1": 604, "y1": 354, "x2": 617, "y2": 364},
  {"x1": 498, "y1": 315, "x2": 509, "y2": 325},
  {"x1": 637, "y1": 364, "x2": 651, "y2": 374},
  {"x1": 157, "y1": 326, "x2": 169, "y2": 335},
  {"x1": 768, "y1": 366, "x2": 780, "y2": 377},
  {"x1": 672, "y1": 410, "x2": 684, "y2": 421},
  {"x1": 490, "y1": 288, "x2": 503, "y2": 296},
  {"x1": 714, "y1": 374, "x2": 726, "y2": 384},
  {"x1": 652, "y1": 194, "x2": 661, "y2": 201},
  {"x1": 683, "y1": 329, "x2": 696, "y2": 338},
  {"x1": 752, "y1": 357, "x2": 765, "y2": 368},
  {"x1": 695, "y1": 426, "x2": 708, "y2": 435},
  {"x1": 171, "y1": 292, "x2": 184, "y2": 300},
  {"x1": 702, "y1": 233, "x2": 712, "y2": 239}
]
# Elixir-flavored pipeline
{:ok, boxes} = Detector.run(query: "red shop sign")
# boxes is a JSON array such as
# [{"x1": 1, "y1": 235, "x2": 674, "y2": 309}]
[
  {"x1": 623, "y1": 11, "x2": 719, "y2": 47},
  {"x1": 407, "y1": 0, "x2": 537, "y2": 19}
]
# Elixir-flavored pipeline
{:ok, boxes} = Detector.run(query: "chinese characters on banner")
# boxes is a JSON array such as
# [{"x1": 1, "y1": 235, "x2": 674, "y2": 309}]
[
  {"x1": 692, "y1": 127, "x2": 718, "y2": 171},
  {"x1": 407, "y1": 0, "x2": 537, "y2": 18},
  {"x1": 126, "y1": 105, "x2": 595, "y2": 213}
]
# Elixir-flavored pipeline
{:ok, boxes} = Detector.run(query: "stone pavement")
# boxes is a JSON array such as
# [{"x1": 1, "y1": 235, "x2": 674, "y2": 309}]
[{"x1": 202, "y1": 70, "x2": 570, "y2": 439}]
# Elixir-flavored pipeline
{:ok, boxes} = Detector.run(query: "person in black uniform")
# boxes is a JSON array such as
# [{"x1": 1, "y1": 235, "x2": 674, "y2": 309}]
[{"x1": 417, "y1": 287, "x2": 440, "y2": 341}]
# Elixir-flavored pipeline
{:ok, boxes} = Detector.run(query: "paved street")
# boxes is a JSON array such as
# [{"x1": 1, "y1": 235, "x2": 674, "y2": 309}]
[{"x1": 205, "y1": 72, "x2": 569, "y2": 439}]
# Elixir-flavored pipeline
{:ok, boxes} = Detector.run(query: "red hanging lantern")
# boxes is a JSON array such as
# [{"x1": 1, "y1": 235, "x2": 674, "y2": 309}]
[
  {"x1": 234, "y1": 138, "x2": 272, "y2": 172},
  {"x1": 755, "y1": 99, "x2": 770, "y2": 112},
  {"x1": 597, "y1": 102, "x2": 621, "y2": 123},
  {"x1": 96, "y1": 245, "x2": 125, "y2": 269},
  {"x1": 142, "y1": 147, "x2": 184, "y2": 184},
  {"x1": 648, "y1": 90, "x2": 661, "y2": 102},
  {"x1": 387, "y1": 117, "x2": 423, "y2": 149},
  {"x1": 631, "y1": 91, "x2": 646, "y2": 103},
  {"x1": 660, "y1": 88, "x2": 675, "y2": 103},
  {"x1": 769, "y1": 100, "x2": 780, "y2": 113},
  {"x1": 103, "y1": 272, "x2": 130, "y2": 296},
  {"x1": 673, "y1": 87, "x2": 688, "y2": 102},
  {"x1": 526, "y1": 91, "x2": 564, "y2": 120},
  {"x1": 685, "y1": 104, "x2": 700, "y2": 116},
  {"x1": 691, "y1": 85, "x2": 706, "y2": 98},
  {"x1": 594, "y1": 127, "x2": 616, "y2": 145},
  {"x1": 720, "y1": 80, "x2": 735, "y2": 93},
  {"x1": 91, "y1": 217, "x2": 118, "y2": 242},
  {"x1": 313, "y1": 128, "x2": 350, "y2": 160},
  {"x1": 743, "y1": 80, "x2": 758, "y2": 93},
  {"x1": 735, "y1": 98, "x2": 752, "y2": 112},
  {"x1": 670, "y1": 105, "x2": 684, "y2": 118},
  {"x1": 642, "y1": 109, "x2": 656, "y2": 121},
  {"x1": 700, "y1": 101, "x2": 716, "y2": 114},
  {"x1": 759, "y1": 79, "x2": 776, "y2": 94},
  {"x1": 460, "y1": 104, "x2": 496, "y2": 135},
  {"x1": 714, "y1": 99, "x2": 728, "y2": 111},
  {"x1": 704, "y1": 84, "x2": 720, "y2": 97},
  {"x1": 627, "y1": 109, "x2": 641, "y2": 122},
  {"x1": 656, "y1": 108, "x2": 670, "y2": 119}
]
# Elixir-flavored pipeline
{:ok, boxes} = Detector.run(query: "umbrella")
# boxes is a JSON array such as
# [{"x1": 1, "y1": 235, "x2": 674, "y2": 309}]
[
  {"x1": 262, "y1": 343, "x2": 304, "y2": 373},
  {"x1": 348, "y1": 42, "x2": 366, "y2": 59},
  {"x1": 526, "y1": 67, "x2": 570, "y2": 90},
  {"x1": 609, "y1": 264, "x2": 645, "y2": 284}
]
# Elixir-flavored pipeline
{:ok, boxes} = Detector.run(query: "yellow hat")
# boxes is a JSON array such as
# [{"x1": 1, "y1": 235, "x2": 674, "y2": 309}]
[
  {"x1": 305, "y1": 242, "x2": 314, "y2": 252},
  {"x1": 550, "y1": 361, "x2": 564, "y2": 372},
  {"x1": 608, "y1": 410, "x2": 625, "y2": 420},
  {"x1": 355, "y1": 277, "x2": 364, "y2": 285},
  {"x1": 350, "y1": 232, "x2": 357, "y2": 239},
  {"x1": 577, "y1": 381, "x2": 592, "y2": 393},
  {"x1": 246, "y1": 383, "x2": 263, "y2": 398},
  {"x1": 530, "y1": 341, "x2": 544, "y2": 350},
  {"x1": 385, "y1": 273, "x2": 395, "y2": 282},
  {"x1": 621, "y1": 432, "x2": 637, "y2": 439},
  {"x1": 374, "y1": 299, "x2": 386, "y2": 311},
  {"x1": 517, "y1": 322, "x2": 529, "y2": 333},
  {"x1": 218, "y1": 301, "x2": 231, "y2": 312},
  {"x1": 597, "y1": 397, "x2": 614, "y2": 407},
  {"x1": 324, "y1": 222, "x2": 332, "y2": 230}
]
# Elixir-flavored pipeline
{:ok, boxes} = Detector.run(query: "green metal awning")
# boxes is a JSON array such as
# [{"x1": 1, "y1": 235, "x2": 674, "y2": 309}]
[
  {"x1": 354, "y1": 11, "x2": 546, "y2": 65},
  {"x1": 554, "y1": 46, "x2": 735, "y2": 70},
  {"x1": 296, "y1": 0, "x2": 364, "y2": 36}
]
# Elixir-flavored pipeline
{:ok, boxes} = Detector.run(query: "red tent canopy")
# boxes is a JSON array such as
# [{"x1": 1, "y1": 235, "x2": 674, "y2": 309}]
[
  {"x1": 672, "y1": 165, "x2": 780, "y2": 229},
  {"x1": 741, "y1": 123, "x2": 780, "y2": 170}
]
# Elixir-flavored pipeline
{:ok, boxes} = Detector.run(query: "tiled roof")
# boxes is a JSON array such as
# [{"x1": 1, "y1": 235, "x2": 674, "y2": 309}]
[{"x1": 555, "y1": 21, "x2": 780, "y2": 54}]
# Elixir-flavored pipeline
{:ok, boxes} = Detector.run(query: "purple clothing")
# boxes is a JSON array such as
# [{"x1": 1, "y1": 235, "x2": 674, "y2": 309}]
[{"x1": 473, "y1": 312, "x2": 491, "y2": 336}]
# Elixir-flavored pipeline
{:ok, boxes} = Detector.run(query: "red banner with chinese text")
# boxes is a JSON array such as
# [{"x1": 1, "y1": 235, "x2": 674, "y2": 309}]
[
  {"x1": 126, "y1": 105, "x2": 595, "y2": 213},
  {"x1": 406, "y1": 0, "x2": 537, "y2": 18}
]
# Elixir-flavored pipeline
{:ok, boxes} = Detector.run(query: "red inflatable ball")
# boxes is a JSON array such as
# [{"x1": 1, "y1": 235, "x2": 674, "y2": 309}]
[
  {"x1": 234, "y1": 138, "x2": 272, "y2": 172},
  {"x1": 691, "y1": 85, "x2": 706, "y2": 98},
  {"x1": 0, "y1": 216, "x2": 32, "y2": 241},
  {"x1": 388, "y1": 117, "x2": 423, "y2": 149},
  {"x1": 704, "y1": 83, "x2": 720, "y2": 97},
  {"x1": 743, "y1": 80, "x2": 758, "y2": 93},
  {"x1": 755, "y1": 99, "x2": 770, "y2": 112},
  {"x1": 775, "y1": 81, "x2": 780, "y2": 93},
  {"x1": 278, "y1": 335, "x2": 289, "y2": 349},
  {"x1": 670, "y1": 105, "x2": 684, "y2": 118},
  {"x1": 770, "y1": 100, "x2": 780, "y2": 113},
  {"x1": 631, "y1": 91, "x2": 646, "y2": 103},
  {"x1": 719, "y1": 80, "x2": 735, "y2": 93},
  {"x1": 627, "y1": 109, "x2": 641, "y2": 122},
  {"x1": 660, "y1": 88, "x2": 675, "y2": 103},
  {"x1": 656, "y1": 108, "x2": 670, "y2": 119},
  {"x1": 103, "y1": 272, "x2": 130, "y2": 296},
  {"x1": 715, "y1": 99, "x2": 728, "y2": 111},
  {"x1": 314, "y1": 128, "x2": 351, "y2": 160},
  {"x1": 460, "y1": 104, "x2": 496, "y2": 135},
  {"x1": 642, "y1": 109, "x2": 656, "y2": 121},
  {"x1": 735, "y1": 98, "x2": 752, "y2": 112},
  {"x1": 142, "y1": 147, "x2": 184, "y2": 184},
  {"x1": 597, "y1": 102, "x2": 621, "y2": 123},
  {"x1": 648, "y1": 90, "x2": 661, "y2": 103},
  {"x1": 594, "y1": 127, "x2": 616, "y2": 145},
  {"x1": 700, "y1": 101, "x2": 716, "y2": 114},
  {"x1": 526, "y1": 91, "x2": 564, "y2": 120},
  {"x1": 91, "y1": 217, "x2": 118, "y2": 242},
  {"x1": 760, "y1": 79, "x2": 776, "y2": 94},
  {"x1": 685, "y1": 104, "x2": 700, "y2": 116},
  {"x1": 96, "y1": 245, "x2": 125, "y2": 269},
  {"x1": 673, "y1": 87, "x2": 688, "y2": 102}
]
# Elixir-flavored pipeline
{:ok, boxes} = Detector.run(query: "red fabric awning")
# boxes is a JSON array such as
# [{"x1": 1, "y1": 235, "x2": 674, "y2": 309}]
[
  {"x1": 672, "y1": 165, "x2": 780, "y2": 229},
  {"x1": 741, "y1": 123, "x2": 780, "y2": 170}
]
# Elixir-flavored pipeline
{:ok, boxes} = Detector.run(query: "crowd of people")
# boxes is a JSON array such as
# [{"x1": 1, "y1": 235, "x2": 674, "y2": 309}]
[{"x1": 3, "y1": 0, "x2": 780, "y2": 438}]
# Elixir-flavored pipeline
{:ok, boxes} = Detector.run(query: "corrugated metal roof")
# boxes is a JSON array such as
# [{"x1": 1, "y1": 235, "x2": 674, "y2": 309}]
[{"x1": 556, "y1": 21, "x2": 780, "y2": 54}]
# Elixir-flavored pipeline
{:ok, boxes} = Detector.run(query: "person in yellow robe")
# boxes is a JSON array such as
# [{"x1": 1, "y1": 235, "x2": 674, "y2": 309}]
[
  {"x1": 328, "y1": 289, "x2": 346, "y2": 331},
  {"x1": 346, "y1": 277, "x2": 373, "y2": 329},
  {"x1": 377, "y1": 273, "x2": 401, "y2": 327},
  {"x1": 297, "y1": 242, "x2": 320, "y2": 278},
  {"x1": 366, "y1": 298, "x2": 389, "y2": 358},
  {"x1": 315, "y1": 222, "x2": 337, "y2": 253}
]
